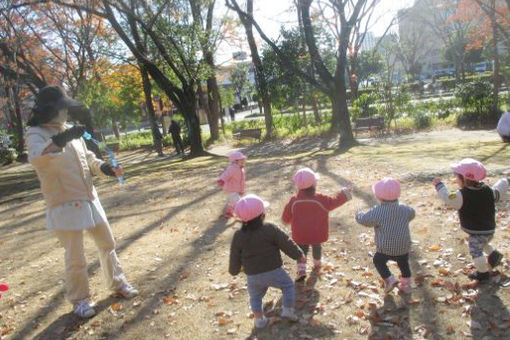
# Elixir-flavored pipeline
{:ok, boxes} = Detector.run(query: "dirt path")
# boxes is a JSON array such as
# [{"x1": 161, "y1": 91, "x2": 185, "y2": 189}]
[{"x1": 1, "y1": 128, "x2": 510, "y2": 340}]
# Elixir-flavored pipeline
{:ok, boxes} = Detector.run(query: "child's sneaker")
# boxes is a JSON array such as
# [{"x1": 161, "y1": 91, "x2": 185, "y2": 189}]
[
  {"x1": 296, "y1": 262, "x2": 307, "y2": 282},
  {"x1": 383, "y1": 275, "x2": 399, "y2": 293},
  {"x1": 488, "y1": 250, "x2": 503, "y2": 268},
  {"x1": 295, "y1": 270, "x2": 306, "y2": 282},
  {"x1": 281, "y1": 307, "x2": 298, "y2": 322},
  {"x1": 115, "y1": 282, "x2": 139, "y2": 299},
  {"x1": 222, "y1": 206, "x2": 234, "y2": 219},
  {"x1": 398, "y1": 277, "x2": 411, "y2": 294},
  {"x1": 254, "y1": 316, "x2": 269, "y2": 328},
  {"x1": 73, "y1": 299, "x2": 96, "y2": 318},
  {"x1": 467, "y1": 271, "x2": 490, "y2": 282},
  {"x1": 312, "y1": 259, "x2": 322, "y2": 271}
]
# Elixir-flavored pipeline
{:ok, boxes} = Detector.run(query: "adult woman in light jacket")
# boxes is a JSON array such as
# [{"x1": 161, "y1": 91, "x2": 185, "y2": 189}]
[{"x1": 26, "y1": 86, "x2": 138, "y2": 318}]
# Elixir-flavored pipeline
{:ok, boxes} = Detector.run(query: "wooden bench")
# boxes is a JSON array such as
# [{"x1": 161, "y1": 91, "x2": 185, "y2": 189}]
[
  {"x1": 233, "y1": 128, "x2": 262, "y2": 141},
  {"x1": 353, "y1": 116, "x2": 385, "y2": 136}
]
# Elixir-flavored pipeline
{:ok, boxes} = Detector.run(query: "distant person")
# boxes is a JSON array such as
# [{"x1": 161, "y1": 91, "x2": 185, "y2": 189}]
[
  {"x1": 282, "y1": 168, "x2": 352, "y2": 282},
  {"x1": 168, "y1": 119, "x2": 184, "y2": 155},
  {"x1": 25, "y1": 86, "x2": 138, "y2": 318},
  {"x1": 229, "y1": 107, "x2": 235, "y2": 121},
  {"x1": 241, "y1": 97, "x2": 248, "y2": 108},
  {"x1": 496, "y1": 111, "x2": 510, "y2": 142}
]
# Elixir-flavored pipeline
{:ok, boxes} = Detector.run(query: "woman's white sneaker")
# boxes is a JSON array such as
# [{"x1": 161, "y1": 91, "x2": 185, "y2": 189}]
[
  {"x1": 73, "y1": 299, "x2": 96, "y2": 318},
  {"x1": 115, "y1": 282, "x2": 139, "y2": 299}
]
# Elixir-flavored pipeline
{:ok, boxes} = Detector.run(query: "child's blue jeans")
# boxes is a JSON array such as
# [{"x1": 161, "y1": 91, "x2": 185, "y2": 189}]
[{"x1": 246, "y1": 267, "x2": 294, "y2": 313}]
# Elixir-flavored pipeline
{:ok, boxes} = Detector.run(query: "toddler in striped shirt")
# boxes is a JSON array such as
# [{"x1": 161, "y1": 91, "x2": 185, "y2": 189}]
[{"x1": 355, "y1": 178, "x2": 415, "y2": 294}]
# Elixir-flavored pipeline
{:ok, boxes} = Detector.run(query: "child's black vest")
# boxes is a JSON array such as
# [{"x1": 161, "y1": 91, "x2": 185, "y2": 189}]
[{"x1": 458, "y1": 184, "x2": 495, "y2": 234}]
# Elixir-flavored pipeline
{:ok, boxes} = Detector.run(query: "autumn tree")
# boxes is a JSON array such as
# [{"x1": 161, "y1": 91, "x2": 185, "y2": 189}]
[
  {"x1": 453, "y1": 0, "x2": 510, "y2": 112},
  {"x1": 414, "y1": 0, "x2": 478, "y2": 81},
  {"x1": 0, "y1": 2, "x2": 53, "y2": 155},
  {"x1": 14, "y1": 0, "x2": 214, "y2": 156}
]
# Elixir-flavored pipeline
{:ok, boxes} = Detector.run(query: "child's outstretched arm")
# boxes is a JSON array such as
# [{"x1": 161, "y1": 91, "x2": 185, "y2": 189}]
[
  {"x1": 272, "y1": 225, "x2": 304, "y2": 261},
  {"x1": 433, "y1": 177, "x2": 463, "y2": 210},
  {"x1": 492, "y1": 178, "x2": 509, "y2": 202},
  {"x1": 321, "y1": 187, "x2": 353, "y2": 211},
  {"x1": 228, "y1": 233, "x2": 242, "y2": 276},
  {"x1": 355, "y1": 207, "x2": 379, "y2": 227}
]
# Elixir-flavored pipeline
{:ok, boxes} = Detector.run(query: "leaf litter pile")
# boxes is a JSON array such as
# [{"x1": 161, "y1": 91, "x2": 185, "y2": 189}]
[{"x1": 1, "y1": 129, "x2": 510, "y2": 339}]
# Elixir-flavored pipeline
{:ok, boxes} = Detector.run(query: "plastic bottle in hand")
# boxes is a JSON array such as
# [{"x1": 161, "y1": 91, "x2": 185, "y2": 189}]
[
  {"x1": 83, "y1": 131, "x2": 125, "y2": 185},
  {"x1": 108, "y1": 151, "x2": 125, "y2": 185}
]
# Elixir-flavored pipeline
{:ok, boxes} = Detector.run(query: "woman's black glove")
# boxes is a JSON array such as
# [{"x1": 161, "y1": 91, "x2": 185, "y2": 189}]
[
  {"x1": 100, "y1": 163, "x2": 117, "y2": 177},
  {"x1": 51, "y1": 125, "x2": 86, "y2": 148}
]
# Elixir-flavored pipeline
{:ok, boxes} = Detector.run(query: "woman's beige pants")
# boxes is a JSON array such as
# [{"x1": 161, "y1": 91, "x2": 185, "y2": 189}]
[{"x1": 53, "y1": 223, "x2": 127, "y2": 304}]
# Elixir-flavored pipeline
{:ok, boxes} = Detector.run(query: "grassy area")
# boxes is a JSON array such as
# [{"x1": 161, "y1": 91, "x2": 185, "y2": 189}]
[{"x1": 102, "y1": 91, "x2": 502, "y2": 153}]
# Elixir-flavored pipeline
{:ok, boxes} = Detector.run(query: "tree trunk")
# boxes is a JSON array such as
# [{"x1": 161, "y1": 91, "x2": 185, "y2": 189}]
[
  {"x1": 331, "y1": 81, "x2": 354, "y2": 144},
  {"x1": 312, "y1": 94, "x2": 321, "y2": 124},
  {"x1": 197, "y1": 84, "x2": 215, "y2": 139},
  {"x1": 112, "y1": 121, "x2": 120, "y2": 139},
  {"x1": 301, "y1": 97, "x2": 307, "y2": 126},
  {"x1": 490, "y1": 0, "x2": 500, "y2": 115},
  {"x1": 241, "y1": 0, "x2": 273, "y2": 139},
  {"x1": 140, "y1": 66, "x2": 164, "y2": 156},
  {"x1": 348, "y1": 56, "x2": 359, "y2": 100},
  {"x1": 205, "y1": 78, "x2": 220, "y2": 140},
  {"x1": 182, "y1": 86, "x2": 203, "y2": 156},
  {"x1": 161, "y1": 115, "x2": 168, "y2": 136},
  {"x1": 205, "y1": 53, "x2": 220, "y2": 140},
  {"x1": 10, "y1": 87, "x2": 24, "y2": 155}
]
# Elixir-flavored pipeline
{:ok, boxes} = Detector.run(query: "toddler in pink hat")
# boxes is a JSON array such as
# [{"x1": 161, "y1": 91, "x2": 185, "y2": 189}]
[
  {"x1": 217, "y1": 151, "x2": 246, "y2": 218},
  {"x1": 433, "y1": 158, "x2": 509, "y2": 283},
  {"x1": 229, "y1": 194, "x2": 305, "y2": 328},
  {"x1": 355, "y1": 178, "x2": 415, "y2": 294},
  {"x1": 282, "y1": 167, "x2": 352, "y2": 282}
]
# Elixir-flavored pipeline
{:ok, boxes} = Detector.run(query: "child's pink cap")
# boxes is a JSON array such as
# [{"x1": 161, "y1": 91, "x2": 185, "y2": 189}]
[
  {"x1": 451, "y1": 158, "x2": 486, "y2": 181},
  {"x1": 234, "y1": 194, "x2": 269, "y2": 222},
  {"x1": 372, "y1": 178, "x2": 401, "y2": 201},
  {"x1": 228, "y1": 151, "x2": 247, "y2": 163},
  {"x1": 293, "y1": 168, "x2": 320, "y2": 189}
]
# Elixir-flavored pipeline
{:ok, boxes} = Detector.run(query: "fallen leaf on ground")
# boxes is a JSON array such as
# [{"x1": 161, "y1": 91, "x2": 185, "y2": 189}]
[
  {"x1": 111, "y1": 303, "x2": 123, "y2": 311},
  {"x1": 217, "y1": 317, "x2": 231, "y2": 325},
  {"x1": 179, "y1": 270, "x2": 190, "y2": 280},
  {"x1": 163, "y1": 297, "x2": 180, "y2": 305}
]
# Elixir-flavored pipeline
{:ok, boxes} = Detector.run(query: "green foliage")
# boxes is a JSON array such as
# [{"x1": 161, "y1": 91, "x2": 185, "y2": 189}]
[
  {"x1": 227, "y1": 111, "x2": 332, "y2": 139},
  {"x1": 78, "y1": 76, "x2": 143, "y2": 130},
  {"x1": 375, "y1": 83, "x2": 411, "y2": 127},
  {"x1": 412, "y1": 111, "x2": 432, "y2": 129},
  {"x1": 0, "y1": 147, "x2": 17, "y2": 164},
  {"x1": 354, "y1": 51, "x2": 383, "y2": 86},
  {"x1": 262, "y1": 28, "x2": 308, "y2": 110},
  {"x1": 230, "y1": 62, "x2": 251, "y2": 101},
  {"x1": 219, "y1": 86, "x2": 235, "y2": 108},
  {"x1": 351, "y1": 93, "x2": 377, "y2": 119},
  {"x1": 455, "y1": 80, "x2": 499, "y2": 127}
]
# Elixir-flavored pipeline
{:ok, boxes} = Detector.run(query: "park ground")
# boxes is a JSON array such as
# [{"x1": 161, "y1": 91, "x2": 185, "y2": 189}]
[{"x1": 1, "y1": 128, "x2": 510, "y2": 340}]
